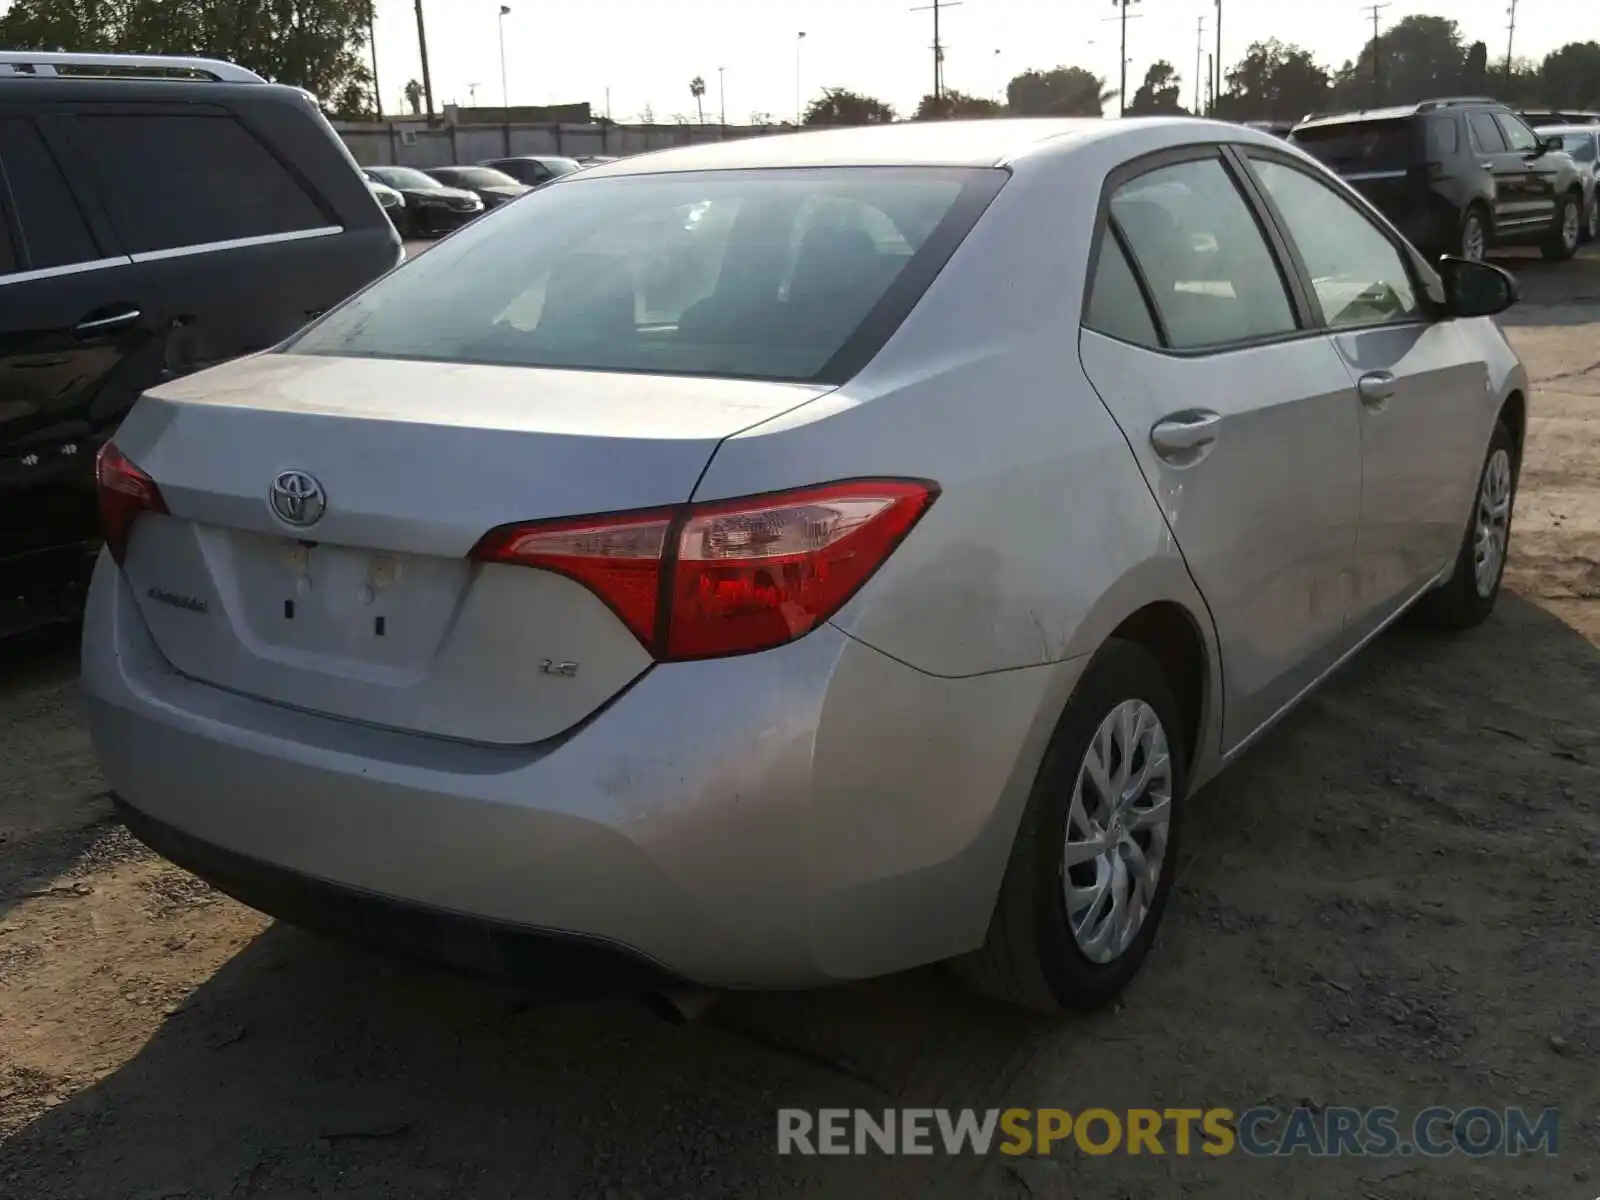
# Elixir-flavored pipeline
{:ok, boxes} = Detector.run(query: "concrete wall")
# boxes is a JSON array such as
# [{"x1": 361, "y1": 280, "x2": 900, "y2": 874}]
[{"x1": 333, "y1": 120, "x2": 790, "y2": 167}]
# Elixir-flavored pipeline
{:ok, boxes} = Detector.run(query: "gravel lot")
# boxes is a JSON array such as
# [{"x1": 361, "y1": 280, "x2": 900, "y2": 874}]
[{"x1": 1, "y1": 251, "x2": 1598, "y2": 1199}]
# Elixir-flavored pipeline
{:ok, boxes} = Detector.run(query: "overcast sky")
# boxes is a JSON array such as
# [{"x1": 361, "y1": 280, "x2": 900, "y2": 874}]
[{"x1": 369, "y1": 0, "x2": 1564, "y2": 122}]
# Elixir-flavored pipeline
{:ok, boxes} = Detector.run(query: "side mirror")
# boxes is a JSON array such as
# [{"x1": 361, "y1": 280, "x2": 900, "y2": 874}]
[
  {"x1": 1537, "y1": 135, "x2": 1563, "y2": 155},
  {"x1": 1437, "y1": 256, "x2": 1519, "y2": 318}
]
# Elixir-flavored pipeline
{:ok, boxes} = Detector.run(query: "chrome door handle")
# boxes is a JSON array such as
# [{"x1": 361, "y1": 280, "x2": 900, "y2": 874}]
[
  {"x1": 1357, "y1": 371, "x2": 1397, "y2": 407},
  {"x1": 1150, "y1": 410, "x2": 1222, "y2": 463},
  {"x1": 74, "y1": 308, "x2": 141, "y2": 336}
]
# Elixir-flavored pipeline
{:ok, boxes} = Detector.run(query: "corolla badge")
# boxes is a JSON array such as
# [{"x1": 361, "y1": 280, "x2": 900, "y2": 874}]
[{"x1": 269, "y1": 470, "x2": 327, "y2": 527}]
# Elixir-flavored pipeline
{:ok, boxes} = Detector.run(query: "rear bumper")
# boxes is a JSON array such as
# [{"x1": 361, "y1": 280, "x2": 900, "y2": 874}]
[{"x1": 83, "y1": 552, "x2": 1073, "y2": 988}]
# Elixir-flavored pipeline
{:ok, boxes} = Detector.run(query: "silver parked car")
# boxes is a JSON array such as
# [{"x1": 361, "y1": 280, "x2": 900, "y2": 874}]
[
  {"x1": 1541, "y1": 124, "x2": 1600, "y2": 243},
  {"x1": 83, "y1": 119, "x2": 1527, "y2": 1011}
]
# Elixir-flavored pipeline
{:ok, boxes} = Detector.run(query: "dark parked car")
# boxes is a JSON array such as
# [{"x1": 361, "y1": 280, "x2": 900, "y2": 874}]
[
  {"x1": 478, "y1": 154, "x2": 582, "y2": 187},
  {"x1": 1292, "y1": 97, "x2": 1586, "y2": 262},
  {"x1": 0, "y1": 50, "x2": 400, "y2": 637},
  {"x1": 420, "y1": 164, "x2": 530, "y2": 210},
  {"x1": 362, "y1": 165, "x2": 483, "y2": 237}
]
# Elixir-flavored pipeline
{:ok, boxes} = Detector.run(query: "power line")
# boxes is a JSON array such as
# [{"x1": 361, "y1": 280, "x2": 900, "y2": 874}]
[
  {"x1": 910, "y1": 0, "x2": 964, "y2": 104},
  {"x1": 1360, "y1": 3, "x2": 1391, "y2": 104}
]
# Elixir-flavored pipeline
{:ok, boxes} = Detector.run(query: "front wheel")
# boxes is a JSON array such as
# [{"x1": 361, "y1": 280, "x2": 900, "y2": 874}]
[
  {"x1": 1413, "y1": 421, "x2": 1518, "y2": 631},
  {"x1": 1584, "y1": 192, "x2": 1600, "y2": 245},
  {"x1": 951, "y1": 640, "x2": 1187, "y2": 1012},
  {"x1": 1541, "y1": 194, "x2": 1582, "y2": 262}
]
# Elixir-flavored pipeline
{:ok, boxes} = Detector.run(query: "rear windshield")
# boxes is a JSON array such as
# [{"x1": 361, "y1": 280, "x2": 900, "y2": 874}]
[
  {"x1": 369, "y1": 166, "x2": 440, "y2": 189},
  {"x1": 286, "y1": 166, "x2": 1003, "y2": 383},
  {"x1": 1291, "y1": 119, "x2": 1418, "y2": 173},
  {"x1": 435, "y1": 166, "x2": 522, "y2": 189}
]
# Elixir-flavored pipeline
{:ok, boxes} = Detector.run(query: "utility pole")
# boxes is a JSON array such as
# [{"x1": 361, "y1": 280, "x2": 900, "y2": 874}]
[
  {"x1": 1194, "y1": 16, "x2": 1208, "y2": 115},
  {"x1": 367, "y1": 2, "x2": 382, "y2": 119},
  {"x1": 718, "y1": 66, "x2": 726, "y2": 126},
  {"x1": 413, "y1": 0, "x2": 436, "y2": 123},
  {"x1": 1214, "y1": 0, "x2": 1222, "y2": 115},
  {"x1": 1361, "y1": 3, "x2": 1390, "y2": 104},
  {"x1": 910, "y1": 0, "x2": 963, "y2": 107},
  {"x1": 498, "y1": 5, "x2": 511, "y2": 155},
  {"x1": 795, "y1": 31, "x2": 806, "y2": 124},
  {"x1": 1104, "y1": 0, "x2": 1142, "y2": 118},
  {"x1": 1504, "y1": 0, "x2": 1519, "y2": 86}
]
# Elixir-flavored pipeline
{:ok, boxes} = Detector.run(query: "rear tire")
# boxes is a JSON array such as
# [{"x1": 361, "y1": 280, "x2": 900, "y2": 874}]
[
  {"x1": 1584, "y1": 192, "x2": 1600, "y2": 245},
  {"x1": 1541, "y1": 193, "x2": 1582, "y2": 262},
  {"x1": 1413, "y1": 420, "x2": 1518, "y2": 631},
  {"x1": 951, "y1": 640, "x2": 1188, "y2": 1013}
]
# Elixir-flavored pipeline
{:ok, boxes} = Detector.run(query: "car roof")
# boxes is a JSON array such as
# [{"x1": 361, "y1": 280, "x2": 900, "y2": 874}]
[
  {"x1": 565, "y1": 118, "x2": 1202, "y2": 177},
  {"x1": 1539, "y1": 123, "x2": 1600, "y2": 136},
  {"x1": 1295, "y1": 105, "x2": 1431, "y2": 131}
]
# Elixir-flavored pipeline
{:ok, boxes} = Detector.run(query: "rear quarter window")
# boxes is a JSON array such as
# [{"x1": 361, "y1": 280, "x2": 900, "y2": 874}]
[{"x1": 70, "y1": 113, "x2": 328, "y2": 254}]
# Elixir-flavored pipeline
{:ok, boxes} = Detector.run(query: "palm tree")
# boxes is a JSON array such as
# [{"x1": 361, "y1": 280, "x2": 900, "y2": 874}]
[
  {"x1": 403, "y1": 78, "x2": 424, "y2": 116},
  {"x1": 689, "y1": 76, "x2": 707, "y2": 123}
]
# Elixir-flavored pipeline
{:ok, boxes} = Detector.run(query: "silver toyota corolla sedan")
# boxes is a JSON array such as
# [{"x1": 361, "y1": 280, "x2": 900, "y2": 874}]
[{"x1": 83, "y1": 118, "x2": 1528, "y2": 1012}]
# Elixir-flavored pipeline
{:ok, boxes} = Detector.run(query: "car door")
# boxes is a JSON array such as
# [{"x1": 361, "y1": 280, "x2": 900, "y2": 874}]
[
  {"x1": 1495, "y1": 112, "x2": 1562, "y2": 231},
  {"x1": 0, "y1": 113, "x2": 165, "y2": 564},
  {"x1": 1466, "y1": 111, "x2": 1533, "y2": 234},
  {"x1": 1242, "y1": 150, "x2": 1488, "y2": 634},
  {"x1": 55, "y1": 104, "x2": 348, "y2": 382},
  {"x1": 1077, "y1": 149, "x2": 1363, "y2": 747}
]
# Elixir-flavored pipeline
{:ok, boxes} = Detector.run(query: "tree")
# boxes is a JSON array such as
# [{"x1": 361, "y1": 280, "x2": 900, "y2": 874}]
[
  {"x1": 913, "y1": 89, "x2": 1003, "y2": 120},
  {"x1": 1215, "y1": 40, "x2": 1330, "y2": 121},
  {"x1": 1126, "y1": 61, "x2": 1185, "y2": 116},
  {"x1": 403, "y1": 78, "x2": 424, "y2": 116},
  {"x1": 689, "y1": 75, "x2": 706, "y2": 123},
  {"x1": 1332, "y1": 14, "x2": 1466, "y2": 108},
  {"x1": 0, "y1": 0, "x2": 376, "y2": 110},
  {"x1": 1006, "y1": 66, "x2": 1116, "y2": 117},
  {"x1": 1462, "y1": 41, "x2": 1490, "y2": 94},
  {"x1": 1540, "y1": 41, "x2": 1600, "y2": 109},
  {"x1": 803, "y1": 87, "x2": 896, "y2": 126}
]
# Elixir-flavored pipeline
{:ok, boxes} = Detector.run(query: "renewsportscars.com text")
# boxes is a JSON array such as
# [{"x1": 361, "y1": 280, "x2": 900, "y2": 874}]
[{"x1": 776, "y1": 1106, "x2": 1560, "y2": 1158}]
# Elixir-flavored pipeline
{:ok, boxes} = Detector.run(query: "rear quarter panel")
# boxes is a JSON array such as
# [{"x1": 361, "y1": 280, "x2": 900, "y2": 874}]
[{"x1": 691, "y1": 133, "x2": 1222, "y2": 689}]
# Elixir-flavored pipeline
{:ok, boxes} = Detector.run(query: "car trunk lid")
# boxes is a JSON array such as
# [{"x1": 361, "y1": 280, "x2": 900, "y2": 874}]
[{"x1": 111, "y1": 351, "x2": 829, "y2": 745}]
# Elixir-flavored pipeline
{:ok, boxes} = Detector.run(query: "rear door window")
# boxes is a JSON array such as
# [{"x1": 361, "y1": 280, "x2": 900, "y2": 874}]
[
  {"x1": 1469, "y1": 113, "x2": 1509, "y2": 154},
  {"x1": 69, "y1": 113, "x2": 327, "y2": 254},
  {"x1": 287, "y1": 166, "x2": 1001, "y2": 382},
  {"x1": 0, "y1": 116, "x2": 100, "y2": 271},
  {"x1": 1291, "y1": 120, "x2": 1416, "y2": 174},
  {"x1": 1109, "y1": 156, "x2": 1299, "y2": 350}
]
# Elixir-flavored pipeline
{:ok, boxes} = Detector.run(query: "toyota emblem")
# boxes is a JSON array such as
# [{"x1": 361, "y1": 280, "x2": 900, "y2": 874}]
[{"x1": 269, "y1": 470, "x2": 327, "y2": 527}]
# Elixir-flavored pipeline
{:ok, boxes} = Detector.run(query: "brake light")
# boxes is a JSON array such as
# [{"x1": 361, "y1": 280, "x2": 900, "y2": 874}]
[
  {"x1": 470, "y1": 479, "x2": 937, "y2": 660},
  {"x1": 96, "y1": 444, "x2": 167, "y2": 565}
]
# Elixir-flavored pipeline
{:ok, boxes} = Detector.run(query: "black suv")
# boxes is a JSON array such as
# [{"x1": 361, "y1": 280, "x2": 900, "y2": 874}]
[
  {"x1": 1, "y1": 52, "x2": 401, "y2": 637},
  {"x1": 1291, "y1": 97, "x2": 1586, "y2": 264}
]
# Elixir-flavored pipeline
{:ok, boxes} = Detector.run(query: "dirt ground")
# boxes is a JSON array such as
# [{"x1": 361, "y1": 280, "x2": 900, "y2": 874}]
[{"x1": 2, "y1": 252, "x2": 1598, "y2": 1200}]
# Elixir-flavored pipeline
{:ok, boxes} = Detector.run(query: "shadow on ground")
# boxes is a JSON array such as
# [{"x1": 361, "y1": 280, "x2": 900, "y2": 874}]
[{"x1": 1, "y1": 595, "x2": 1597, "y2": 1199}]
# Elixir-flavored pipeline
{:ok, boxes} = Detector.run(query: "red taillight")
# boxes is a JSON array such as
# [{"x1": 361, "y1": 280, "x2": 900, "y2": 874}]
[
  {"x1": 95, "y1": 444, "x2": 167, "y2": 565},
  {"x1": 470, "y1": 479, "x2": 937, "y2": 661}
]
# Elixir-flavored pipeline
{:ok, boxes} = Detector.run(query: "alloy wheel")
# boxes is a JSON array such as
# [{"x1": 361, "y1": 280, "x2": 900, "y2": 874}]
[
  {"x1": 1563, "y1": 202, "x2": 1582, "y2": 252},
  {"x1": 1474, "y1": 448, "x2": 1513, "y2": 598},
  {"x1": 1588, "y1": 195, "x2": 1600, "y2": 243},
  {"x1": 1462, "y1": 214, "x2": 1486, "y2": 262},
  {"x1": 1062, "y1": 700, "x2": 1173, "y2": 964}
]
